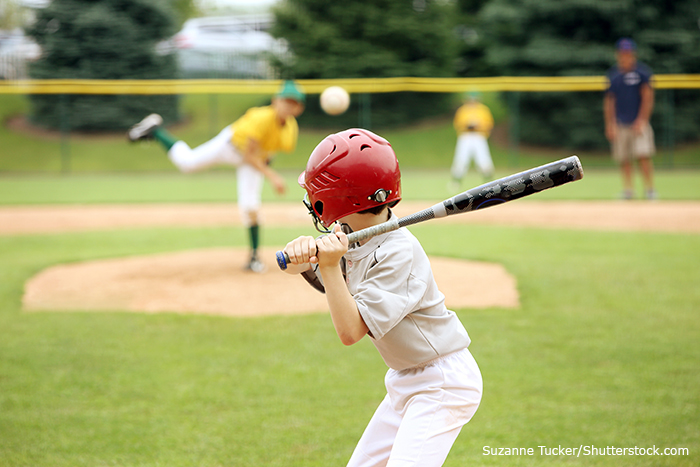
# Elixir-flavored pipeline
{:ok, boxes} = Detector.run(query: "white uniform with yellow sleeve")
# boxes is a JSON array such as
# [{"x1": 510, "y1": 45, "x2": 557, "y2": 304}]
[
  {"x1": 451, "y1": 101, "x2": 495, "y2": 181},
  {"x1": 168, "y1": 106, "x2": 298, "y2": 225}
]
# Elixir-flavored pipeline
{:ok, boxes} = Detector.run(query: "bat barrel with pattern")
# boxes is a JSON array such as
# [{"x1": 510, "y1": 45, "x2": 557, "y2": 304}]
[
  {"x1": 276, "y1": 155, "x2": 583, "y2": 270},
  {"x1": 429, "y1": 154, "x2": 583, "y2": 219}
]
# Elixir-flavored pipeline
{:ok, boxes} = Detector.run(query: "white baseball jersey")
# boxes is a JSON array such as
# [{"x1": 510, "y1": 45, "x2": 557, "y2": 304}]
[
  {"x1": 307, "y1": 212, "x2": 482, "y2": 465},
  {"x1": 309, "y1": 211, "x2": 472, "y2": 371}
]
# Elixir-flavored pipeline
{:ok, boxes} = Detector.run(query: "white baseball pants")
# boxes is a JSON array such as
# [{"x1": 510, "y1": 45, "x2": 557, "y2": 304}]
[
  {"x1": 168, "y1": 127, "x2": 264, "y2": 226},
  {"x1": 346, "y1": 348, "x2": 482, "y2": 467},
  {"x1": 451, "y1": 133, "x2": 494, "y2": 179}
]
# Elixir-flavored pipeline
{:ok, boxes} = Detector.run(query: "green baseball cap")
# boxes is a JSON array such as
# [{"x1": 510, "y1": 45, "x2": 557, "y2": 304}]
[{"x1": 276, "y1": 80, "x2": 306, "y2": 104}]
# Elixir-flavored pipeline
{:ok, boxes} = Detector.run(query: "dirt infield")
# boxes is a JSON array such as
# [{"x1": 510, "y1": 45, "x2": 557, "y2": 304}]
[
  {"x1": 3, "y1": 200, "x2": 700, "y2": 236},
  {"x1": 23, "y1": 247, "x2": 519, "y2": 316},
  {"x1": 12, "y1": 201, "x2": 700, "y2": 317}
]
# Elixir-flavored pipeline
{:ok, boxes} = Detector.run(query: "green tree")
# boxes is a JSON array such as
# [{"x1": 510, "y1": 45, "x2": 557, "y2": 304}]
[
  {"x1": 475, "y1": 0, "x2": 700, "y2": 149},
  {"x1": 26, "y1": 0, "x2": 180, "y2": 131},
  {"x1": 270, "y1": 0, "x2": 460, "y2": 128},
  {"x1": 0, "y1": 0, "x2": 31, "y2": 30},
  {"x1": 169, "y1": 0, "x2": 199, "y2": 28},
  {"x1": 454, "y1": 0, "x2": 496, "y2": 77}
]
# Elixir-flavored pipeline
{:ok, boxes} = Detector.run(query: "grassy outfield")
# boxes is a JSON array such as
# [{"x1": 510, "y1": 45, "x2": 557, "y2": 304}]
[
  {"x1": 2, "y1": 91, "x2": 699, "y2": 205},
  {"x1": 1, "y1": 93, "x2": 698, "y2": 174},
  {"x1": 0, "y1": 223, "x2": 698, "y2": 466},
  {"x1": 1, "y1": 167, "x2": 700, "y2": 205}
]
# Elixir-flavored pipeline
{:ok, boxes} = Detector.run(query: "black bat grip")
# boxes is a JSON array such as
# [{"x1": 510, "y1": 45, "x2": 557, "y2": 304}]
[{"x1": 276, "y1": 219, "x2": 400, "y2": 270}]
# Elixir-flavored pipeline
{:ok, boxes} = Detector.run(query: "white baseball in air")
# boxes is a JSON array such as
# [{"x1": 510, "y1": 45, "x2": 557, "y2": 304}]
[{"x1": 320, "y1": 86, "x2": 350, "y2": 115}]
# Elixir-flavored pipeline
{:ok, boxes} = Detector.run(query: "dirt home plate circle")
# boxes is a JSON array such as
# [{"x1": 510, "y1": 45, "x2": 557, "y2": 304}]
[{"x1": 320, "y1": 86, "x2": 350, "y2": 115}]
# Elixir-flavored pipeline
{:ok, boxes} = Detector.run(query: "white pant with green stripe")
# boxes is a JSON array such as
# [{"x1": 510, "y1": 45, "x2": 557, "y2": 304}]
[{"x1": 168, "y1": 126, "x2": 263, "y2": 226}]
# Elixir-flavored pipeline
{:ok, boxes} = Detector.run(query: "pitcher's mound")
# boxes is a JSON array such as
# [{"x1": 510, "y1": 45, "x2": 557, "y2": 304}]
[{"x1": 22, "y1": 247, "x2": 519, "y2": 316}]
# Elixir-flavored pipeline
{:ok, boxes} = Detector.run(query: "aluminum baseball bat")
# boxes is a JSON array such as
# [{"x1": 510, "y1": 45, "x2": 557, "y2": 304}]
[{"x1": 276, "y1": 155, "x2": 584, "y2": 270}]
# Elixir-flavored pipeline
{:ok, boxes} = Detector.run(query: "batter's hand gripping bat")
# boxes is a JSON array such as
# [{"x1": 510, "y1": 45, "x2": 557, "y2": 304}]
[{"x1": 276, "y1": 155, "x2": 584, "y2": 270}]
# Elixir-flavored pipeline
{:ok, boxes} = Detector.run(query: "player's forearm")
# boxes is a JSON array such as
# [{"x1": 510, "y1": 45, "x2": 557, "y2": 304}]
[
  {"x1": 240, "y1": 146, "x2": 283, "y2": 186},
  {"x1": 240, "y1": 147, "x2": 268, "y2": 172},
  {"x1": 255, "y1": 161, "x2": 279, "y2": 181},
  {"x1": 240, "y1": 137, "x2": 272, "y2": 171},
  {"x1": 319, "y1": 265, "x2": 368, "y2": 346},
  {"x1": 637, "y1": 85, "x2": 654, "y2": 123},
  {"x1": 283, "y1": 263, "x2": 312, "y2": 275}
]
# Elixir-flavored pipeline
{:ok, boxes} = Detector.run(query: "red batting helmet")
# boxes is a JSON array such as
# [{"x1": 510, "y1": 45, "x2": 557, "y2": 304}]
[{"x1": 299, "y1": 128, "x2": 401, "y2": 231}]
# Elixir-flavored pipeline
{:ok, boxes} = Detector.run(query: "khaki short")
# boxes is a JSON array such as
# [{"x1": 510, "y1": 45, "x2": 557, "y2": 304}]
[{"x1": 612, "y1": 123, "x2": 656, "y2": 163}]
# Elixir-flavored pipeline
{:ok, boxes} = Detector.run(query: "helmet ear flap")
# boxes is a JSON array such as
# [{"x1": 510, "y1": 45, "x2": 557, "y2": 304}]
[
  {"x1": 314, "y1": 201, "x2": 324, "y2": 216},
  {"x1": 311, "y1": 200, "x2": 332, "y2": 233},
  {"x1": 302, "y1": 195, "x2": 332, "y2": 234}
]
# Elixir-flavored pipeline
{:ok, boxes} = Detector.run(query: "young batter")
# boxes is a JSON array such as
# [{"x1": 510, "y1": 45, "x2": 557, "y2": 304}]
[
  {"x1": 128, "y1": 80, "x2": 305, "y2": 272},
  {"x1": 283, "y1": 129, "x2": 482, "y2": 467}
]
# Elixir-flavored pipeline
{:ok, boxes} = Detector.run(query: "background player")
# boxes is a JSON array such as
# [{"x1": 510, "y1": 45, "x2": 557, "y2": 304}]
[
  {"x1": 128, "y1": 80, "x2": 305, "y2": 272},
  {"x1": 450, "y1": 91, "x2": 495, "y2": 192},
  {"x1": 282, "y1": 129, "x2": 482, "y2": 466},
  {"x1": 604, "y1": 38, "x2": 657, "y2": 200}
]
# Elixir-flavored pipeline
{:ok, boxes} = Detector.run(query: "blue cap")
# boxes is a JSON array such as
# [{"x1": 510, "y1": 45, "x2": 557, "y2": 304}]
[{"x1": 615, "y1": 38, "x2": 637, "y2": 52}]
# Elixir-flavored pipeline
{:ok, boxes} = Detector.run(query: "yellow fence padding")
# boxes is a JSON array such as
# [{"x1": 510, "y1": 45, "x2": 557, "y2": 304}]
[{"x1": 1, "y1": 75, "x2": 699, "y2": 95}]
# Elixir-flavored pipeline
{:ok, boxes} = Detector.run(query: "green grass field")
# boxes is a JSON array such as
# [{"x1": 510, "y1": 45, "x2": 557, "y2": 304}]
[
  {"x1": 1, "y1": 221, "x2": 698, "y2": 466},
  {"x1": 1, "y1": 167, "x2": 700, "y2": 205},
  {"x1": 1, "y1": 92, "x2": 699, "y2": 466}
]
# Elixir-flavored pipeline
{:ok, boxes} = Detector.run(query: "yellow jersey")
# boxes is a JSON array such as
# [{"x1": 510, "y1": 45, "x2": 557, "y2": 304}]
[
  {"x1": 230, "y1": 106, "x2": 298, "y2": 160},
  {"x1": 453, "y1": 102, "x2": 494, "y2": 138}
]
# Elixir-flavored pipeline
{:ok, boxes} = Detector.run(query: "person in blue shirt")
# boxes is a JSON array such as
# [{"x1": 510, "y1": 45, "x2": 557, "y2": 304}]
[{"x1": 604, "y1": 38, "x2": 657, "y2": 200}]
